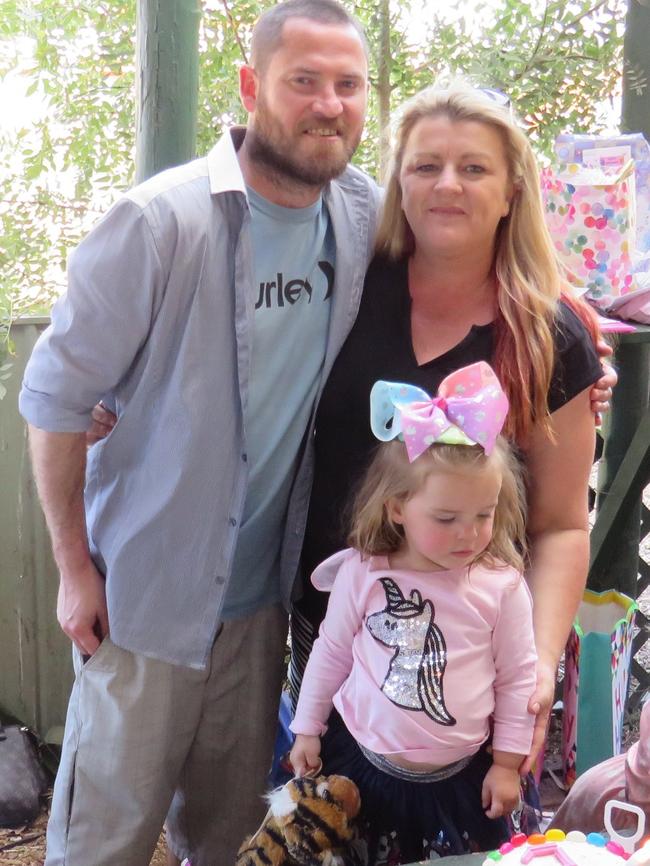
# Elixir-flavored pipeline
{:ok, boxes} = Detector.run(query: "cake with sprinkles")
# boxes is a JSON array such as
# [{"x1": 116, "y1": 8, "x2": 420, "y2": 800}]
[{"x1": 481, "y1": 829, "x2": 650, "y2": 864}]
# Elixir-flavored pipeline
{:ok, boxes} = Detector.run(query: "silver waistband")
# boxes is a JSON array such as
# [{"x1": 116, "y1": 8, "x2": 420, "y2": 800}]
[{"x1": 357, "y1": 743, "x2": 473, "y2": 783}]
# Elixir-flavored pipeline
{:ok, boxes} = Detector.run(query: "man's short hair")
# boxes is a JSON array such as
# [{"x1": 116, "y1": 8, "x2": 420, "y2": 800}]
[{"x1": 251, "y1": 0, "x2": 368, "y2": 72}]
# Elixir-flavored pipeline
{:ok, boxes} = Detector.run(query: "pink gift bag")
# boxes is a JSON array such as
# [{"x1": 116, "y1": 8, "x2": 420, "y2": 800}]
[
  {"x1": 541, "y1": 161, "x2": 636, "y2": 308},
  {"x1": 554, "y1": 132, "x2": 650, "y2": 272}
]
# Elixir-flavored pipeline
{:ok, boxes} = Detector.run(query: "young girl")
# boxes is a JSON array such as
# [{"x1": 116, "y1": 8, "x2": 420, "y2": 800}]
[{"x1": 290, "y1": 362, "x2": 537, "y2": 863}]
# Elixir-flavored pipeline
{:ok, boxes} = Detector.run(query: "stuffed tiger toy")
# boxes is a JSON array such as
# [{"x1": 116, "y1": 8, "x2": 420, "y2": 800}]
[{"x1": 235, "y1": 773, "x2": 362, "y2": 866}]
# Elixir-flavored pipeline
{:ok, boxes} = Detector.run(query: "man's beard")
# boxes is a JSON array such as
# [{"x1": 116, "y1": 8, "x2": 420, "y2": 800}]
[{"x1": 247, "y1": 97, "x2": 360, "y2": 188}]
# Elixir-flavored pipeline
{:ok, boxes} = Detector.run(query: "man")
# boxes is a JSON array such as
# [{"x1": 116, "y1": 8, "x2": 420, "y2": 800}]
[{"x1": 19, "y1": 2, "x2": 381, "y2": 864}]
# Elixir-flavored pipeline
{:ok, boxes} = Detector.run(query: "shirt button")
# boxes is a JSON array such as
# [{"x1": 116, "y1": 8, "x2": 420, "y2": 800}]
[
  {"x1": 229, "y1": 517, "x2": 237, "y2": 527},
  {"x1": 215, "y1": 575, "x2": 226, "y2": 586}
]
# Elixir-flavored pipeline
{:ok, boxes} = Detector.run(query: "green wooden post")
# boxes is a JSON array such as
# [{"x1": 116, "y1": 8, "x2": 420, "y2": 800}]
[
  {"x1": 590, "y1": 411, "x2": 650, "y2": 580},
  {"x1": 622, "y1": 0, "x2": 650, "y2": 138},
  {"x1": 592, "y1": 329, "x2": 650, "y2": 597},
  {"x1": 136, "y1": 0, "x2": 202, "y2": 183}
]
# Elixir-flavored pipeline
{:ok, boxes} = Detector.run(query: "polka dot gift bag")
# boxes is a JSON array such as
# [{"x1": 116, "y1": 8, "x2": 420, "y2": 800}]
[
  {"x1": 554, "y1": 132, "x2": 650, "y2": 274},
  {"x1": 540, "y1": 160, "x2": 636, "y2": 310}
]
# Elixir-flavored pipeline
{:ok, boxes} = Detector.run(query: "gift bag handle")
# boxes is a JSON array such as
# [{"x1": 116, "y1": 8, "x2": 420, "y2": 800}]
[{"x1": 604, "y1": 799, "x2": 646, "y2": 853}]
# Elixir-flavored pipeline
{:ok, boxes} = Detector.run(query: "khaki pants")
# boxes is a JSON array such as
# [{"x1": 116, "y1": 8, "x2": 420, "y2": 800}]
[{"x1": 46, "y1": 604, "x2": 288, "y2": 866}]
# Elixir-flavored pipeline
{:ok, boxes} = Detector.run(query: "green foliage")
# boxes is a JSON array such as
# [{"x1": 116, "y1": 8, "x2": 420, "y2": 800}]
[
  {"x1": 0, "y1": 0, "x2": 136, "y2": 393},
  {"x1": 350, "y1": 0, "x2": 625, "y2": 173},
  {"x1": 432, "y1": 0, "x2": 624, "y2": 155},
  {"x1": 195, "y1": 0, "x2": 261, "y2": 155},
  {"x1": 0, "y1": 0, "x2": 626, "y2": 337}
]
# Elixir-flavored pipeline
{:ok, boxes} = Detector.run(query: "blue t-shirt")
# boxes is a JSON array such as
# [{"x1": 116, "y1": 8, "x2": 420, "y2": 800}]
[{"x1": 221, "y1": 187, "x2": 335, "y2": 618}]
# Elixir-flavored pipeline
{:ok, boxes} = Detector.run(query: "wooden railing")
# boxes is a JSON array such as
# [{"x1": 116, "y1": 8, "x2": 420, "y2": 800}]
[{"x1": 588, "y1": 325, "x2": 650, "y2": 711}]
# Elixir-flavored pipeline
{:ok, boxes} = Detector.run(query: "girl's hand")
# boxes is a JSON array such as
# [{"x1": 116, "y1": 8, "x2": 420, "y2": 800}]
[
  {"x1": 481, "y1": 763, "x2": 521, "y2": 818},
  {"x1": 289, "y1": 734, "x2": 322, "y2": 777}
]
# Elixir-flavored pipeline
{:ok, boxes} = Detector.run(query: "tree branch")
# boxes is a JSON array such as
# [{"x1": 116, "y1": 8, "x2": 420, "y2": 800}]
[
  {"x1": 562, "y1": 0, "x2": 612, "y2": 30},
  {"x1": 219, "y1": 0, "x2": 249, "y2": 65},
  {"x1": 528, "y1": 52, "x2": 610, "y2": 66},
  {"x1": 0, "y1": 197, "x2": 99, "y2": 214},
  {"x1": 520, "y1": 0, "x2": 551, "y2": 77}
]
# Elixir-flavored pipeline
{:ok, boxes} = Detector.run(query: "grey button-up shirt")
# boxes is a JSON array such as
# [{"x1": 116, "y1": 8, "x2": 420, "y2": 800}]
[{"x1": 19, "y1": 128, "x2": 381, "y2": 668}]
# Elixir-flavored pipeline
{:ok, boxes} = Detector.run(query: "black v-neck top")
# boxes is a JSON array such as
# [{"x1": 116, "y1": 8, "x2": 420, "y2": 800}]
[{"x1": 301, "y1": 253, "x2": 602, "y2": 583}]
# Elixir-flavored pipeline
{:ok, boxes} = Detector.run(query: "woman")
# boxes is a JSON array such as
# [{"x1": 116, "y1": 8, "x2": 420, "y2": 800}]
[{"x1": 292, "y1": 81, "x2": 604, "y2": 775}]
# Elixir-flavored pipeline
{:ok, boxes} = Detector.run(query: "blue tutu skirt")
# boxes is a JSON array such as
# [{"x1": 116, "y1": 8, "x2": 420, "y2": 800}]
[{"x1": 320, "y1": 712, "x2": 509, "y2": 864}]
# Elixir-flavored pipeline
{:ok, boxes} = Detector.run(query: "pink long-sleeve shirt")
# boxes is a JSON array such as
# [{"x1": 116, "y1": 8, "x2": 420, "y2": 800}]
[{"x1": 291, "y1": 548, "x2": 537, "y2": 766}]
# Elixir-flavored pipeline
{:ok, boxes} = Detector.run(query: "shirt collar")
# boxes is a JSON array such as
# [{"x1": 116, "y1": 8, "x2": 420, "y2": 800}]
[{"x1": 207, "y1": 126, "x2": 248, "y2": 196}]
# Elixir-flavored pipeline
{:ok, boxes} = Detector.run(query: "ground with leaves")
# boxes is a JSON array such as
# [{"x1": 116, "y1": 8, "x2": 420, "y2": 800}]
[{"x1": 0, "y1": 802, "x2": 170, "y2": 866}]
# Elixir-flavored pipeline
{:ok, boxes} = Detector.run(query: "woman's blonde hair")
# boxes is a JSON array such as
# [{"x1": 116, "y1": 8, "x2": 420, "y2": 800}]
[
  {"x1": 348, "y1": 438, "x2": 527, "y2": 572},
  {"x1": 375, "y1": 80, "x2": 567, "y2": 444}
]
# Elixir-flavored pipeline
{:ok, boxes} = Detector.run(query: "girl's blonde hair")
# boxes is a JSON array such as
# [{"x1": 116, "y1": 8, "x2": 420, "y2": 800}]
[
  {"x1": 375, "y1": 80, "x2": 569, "y2": 444},
  {"x1": 348, "y1": 438, "x2": 527, "y2": 572}
]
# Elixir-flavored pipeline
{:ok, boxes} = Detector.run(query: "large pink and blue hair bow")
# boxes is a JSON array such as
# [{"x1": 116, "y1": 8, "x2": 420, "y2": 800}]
[{"x1": 370, "y1": 361, "x2": 509, "y2": 462}]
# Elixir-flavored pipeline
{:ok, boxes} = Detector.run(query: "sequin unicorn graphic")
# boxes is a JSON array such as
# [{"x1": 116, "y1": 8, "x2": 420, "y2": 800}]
[{"x1": 366, "y1": 577, "x2": 455, "y2": 726}]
